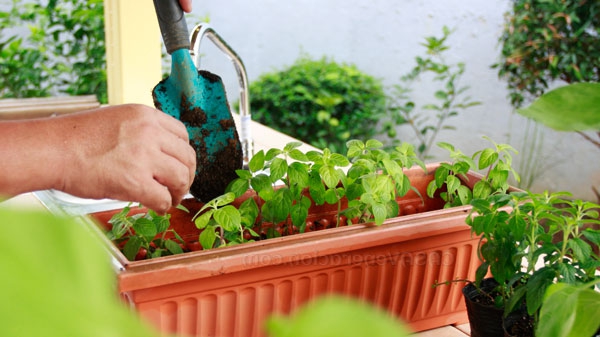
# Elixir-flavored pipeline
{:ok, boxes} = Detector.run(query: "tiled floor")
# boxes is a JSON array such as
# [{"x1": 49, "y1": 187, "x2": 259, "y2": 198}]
[{"x1": 412, "y1": 324, "x2": 470, "y2": 336}]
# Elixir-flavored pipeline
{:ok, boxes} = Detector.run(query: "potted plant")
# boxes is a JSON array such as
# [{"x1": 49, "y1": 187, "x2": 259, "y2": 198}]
[
  {"x1": 457, "y1": 190, "x2": 600, "y2": 337},
  {"x1": 87, "y1": 138, "x2": 519, "y2": 337}
]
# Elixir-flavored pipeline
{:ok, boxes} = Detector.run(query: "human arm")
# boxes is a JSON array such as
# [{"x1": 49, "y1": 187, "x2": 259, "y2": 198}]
[{"x1": 0, "y1": 104, "x2": 196, "y2": 213}]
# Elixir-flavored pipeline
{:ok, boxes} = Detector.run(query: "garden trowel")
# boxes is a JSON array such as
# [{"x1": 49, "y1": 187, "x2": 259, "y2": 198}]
[{"x1": 151, "y1": 0, "x2": 243, "y2": 202}]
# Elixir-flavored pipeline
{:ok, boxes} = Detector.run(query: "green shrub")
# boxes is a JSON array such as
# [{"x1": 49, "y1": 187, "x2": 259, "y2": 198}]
[
  {"x1": 494, "y1": 0, "x2": 600, "y2": 108},
  {"x1": 249, "y1": 56, "x2": 386, "y2": 153},
  {"x1": 0, "y1": 0, "x2": 107, "y2": 102}
]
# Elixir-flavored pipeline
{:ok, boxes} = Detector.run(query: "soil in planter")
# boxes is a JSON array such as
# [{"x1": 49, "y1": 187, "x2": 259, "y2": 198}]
[
  {"x1": 463, "y1": 278, "x2": 505, "y2": 337},
  {"x1": 503, "y1": 310, "x2": 534, "y2": 337}
]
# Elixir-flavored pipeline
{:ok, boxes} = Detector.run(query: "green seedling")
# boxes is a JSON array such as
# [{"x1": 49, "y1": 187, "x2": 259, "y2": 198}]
[{"x1": 107, "y1": 203, "x2": 187, "y2": 260}]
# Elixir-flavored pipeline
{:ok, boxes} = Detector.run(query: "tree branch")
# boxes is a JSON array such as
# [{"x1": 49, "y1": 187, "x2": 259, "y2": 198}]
[{"x1": 576, "y1": 131, "x2": 600, "y2": 150}]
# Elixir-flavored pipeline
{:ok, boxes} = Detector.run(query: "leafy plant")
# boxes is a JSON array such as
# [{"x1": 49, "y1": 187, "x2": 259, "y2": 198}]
[
  {"x1": 426, "y1": 137, "x2": 520, "y2": 208},
  {"x1": 108, "y1": 139, "x2": 426, "y2": 254},
  {"x1": 192, "y1": 192, "x2": 260, "y2": 249},
  {"x1": 249, "y1": 55, "x2": 387, "y2": 153},
  {"x1": 0, "y1": 0, "x2": 107, "y2": 102},
  {"x1": 191, "y1": 139, "x2": 424, "y2": 250},
  {"x1": 465, "y1": 190, "x2": 600, "y2": 330},
  {"x1": 383, "y1": 26, "x2": 480, "y2": 159},
  {"x1": 107, "y1": 203, "x2": 187, "y2": 260},
  {"x1": 106, "y1": 138, "x2": 534, "y2": 259}
]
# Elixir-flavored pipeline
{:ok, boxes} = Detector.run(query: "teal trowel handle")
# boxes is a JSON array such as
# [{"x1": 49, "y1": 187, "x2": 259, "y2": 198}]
[{"x1": 152, "y1": 0, "x2": 190, "y2": 54}]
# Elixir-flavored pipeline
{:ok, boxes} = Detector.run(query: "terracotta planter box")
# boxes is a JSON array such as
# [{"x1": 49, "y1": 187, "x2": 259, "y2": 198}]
[{"x1": 87, "y1": 163, "x2": 486, "y2": 336}]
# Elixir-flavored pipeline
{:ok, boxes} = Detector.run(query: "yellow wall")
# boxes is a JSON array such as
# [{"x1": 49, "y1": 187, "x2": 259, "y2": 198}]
[{"x1": 103, "y1": 0, "x2": 162, "y2": 106}]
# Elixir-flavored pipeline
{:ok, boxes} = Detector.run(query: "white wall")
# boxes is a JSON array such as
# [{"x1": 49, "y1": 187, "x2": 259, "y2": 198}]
[
  {"x1": 189, "y1": 0, "x2": 599, "y2": 201},
  {"x1": 9, "y1": 0, "x2": 598, "y2": 200}
]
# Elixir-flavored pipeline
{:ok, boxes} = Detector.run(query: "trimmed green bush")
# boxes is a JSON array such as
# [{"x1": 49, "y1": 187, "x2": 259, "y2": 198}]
[
  {"x1": 0, "y1": 0, "x2": 107, "y2": 102},
  {"x1": 249, "y1": 56, "x2": 386, "y2": 153}
]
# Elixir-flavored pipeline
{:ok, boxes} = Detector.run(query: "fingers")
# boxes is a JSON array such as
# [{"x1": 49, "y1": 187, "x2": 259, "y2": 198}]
[
  {"x1": 179, "y1": 0, "x2": 192, "y2": 12},
  {"x1": 152, "y1": 109, "x2": 196, "y2": 196},
  {"x1": 154, "y1": 109, "x2": 190, "y2": 142},
  {"x1": 153, "y1": 151, "x2": 193, "y2": 207},
  {"x1": 134, "y1": 179, "x2": 174, "y2": 215}
]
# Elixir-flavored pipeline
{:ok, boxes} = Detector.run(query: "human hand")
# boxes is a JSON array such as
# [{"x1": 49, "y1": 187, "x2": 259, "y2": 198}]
[
  {"x1": 55, "y1": 104, "x2": 196, "y2": 213},
  {"x1": 179, "y1": 0, "x2": 192, "y2": 12}
]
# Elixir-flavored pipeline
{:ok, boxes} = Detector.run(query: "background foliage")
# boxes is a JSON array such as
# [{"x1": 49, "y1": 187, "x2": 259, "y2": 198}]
[
  {"x1": 0, "y1": 0, "x2": 107, "y2": 102},
  {"x1": 494, "y1": 0, "x2": 600, "y2": 108},
  {"x1": 249, "y1": 55, "x2": 387, "y2": 153},
  {"x1": 384, "y1": 26, "x2": 480, "y2": 159}
]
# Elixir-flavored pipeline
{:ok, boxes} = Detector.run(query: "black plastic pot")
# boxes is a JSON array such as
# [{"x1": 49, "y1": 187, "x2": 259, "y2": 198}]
[{"x1": 463, "y1": 278, "x2": 505, "y2": 337}]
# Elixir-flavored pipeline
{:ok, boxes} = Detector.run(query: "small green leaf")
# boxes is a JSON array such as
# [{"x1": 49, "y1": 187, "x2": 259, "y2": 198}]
[
  {"x1": 265, "y1": 148, "x2": 283, "y2": 161},
  {"x1": 164, "y1": 239, "x2": 183, "y2": 255},
  {"x1": 346, "y1": 141, "x2": 364, "y2": 158},
  {"x1": 320, "y1": 165, "x2": 341, "y2": 189},
  {"x1": 434, "y1": 90, "x2": 448, "y2": 100},
  {"x1": 262, "y1": 189, "x2": 293, "y2": 223},
  {"x1": 175, "y1": 204, "x2": 189, "y2": 213},
  {"x1": 288, "y1": 149, "x2": 309, "y2": 162},
  {"x1": 582, "y1": 228, "x2": 600, "y2": 246},
  {"x1": 226, "y1": 178, "x2": 250, "y2": 198},
  {"x1": 239, "y1": 198, "x2": 259, "y2": 228},
  {"x1": 235, "y1": 169, "x2": 253, "y2": 180},
  {"x1": 288, "y1": 162, "x2": 309, "y2": 188},
  {"x1": 371, "y1": 202, "x2": 387, "y2": 226},
  {"x1": 132, "y1": 218, "x2": 157, "y2": 241},
  {"x1": 434, "y1": 167, "x2": 448, "y2": 188},
  {"x1": 123, "y1": 236, "x2": 143, "y2": 261},
  {"x1": 308, "y1": 173, "x2": 326, "y2": 205},
  {"x1": 324, "y1": 188, "x2": 341, "y2": 204},
  {"x1": 306, "y1": 150, "x2": 323, "y2": 162},
  {"x1": 478, "y1": 148, "x2": 498, "y2": 170},
  {"x1": 426, "y1": 180, "x2": 438, "y2": 199},
  {"x1": 567, "y1": 237, "x2": 592, "y2": 264},
  {"x1": 283, "y1": 141, "x2": 304, "y2": 152},
  {"x1": 345, "y1": 182, "x2": 365, "y2": 201},
  {"x1": 213, "y1": 205, "x2": 242, "y2": 232},
  {"x1": 525, "y1": 267, "x2": 556, "y2": 315},
  {"x1": 151, "y1": 214, "x2": 170, "y2": 234},
  {"x1": 290, "y1": 200, "x2": 310, "y2": 228},
  {"x1": 365, "y1": 139, "x2": 383, "y2": 149},
  {"x1": 488, "y1": 169, "x2": 509, "y2": 191},
  {"x1": 457, "y1": 185, "x2": 472, "y2": 205},
  {"x1": 396, "y1": 174, "x2": 411, "y2": 197},
  {"x1": 199, "y1": 228, "x2": 217, "y2": 249},
  {"x1": 473, "y1": 180, "x2": 492, "y2": 200},
  {"x1": 270, "y1": 157, "x2": 288, "y2": 182},
  {"x1": 248, "y1": 150, "x2": 265, "y2": 173},
  {"x1": 437, "y1": 142, "x2": 455, "y2": 152},
  {"x1": 446, "y1": 175, "x2": 460, "y2": 194},
  {"x1": 213, "y1": 192, "x2": 236, "y2": 207},
  {"x1": 329, "y1": 153, "x2": 350, "y2": 167},
  {"x1": 194, "y1": 209, "x2": 215, "y2": 229},
  {"x1": 251, "y1": 173, "x2": 273, "y2": 192}
]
